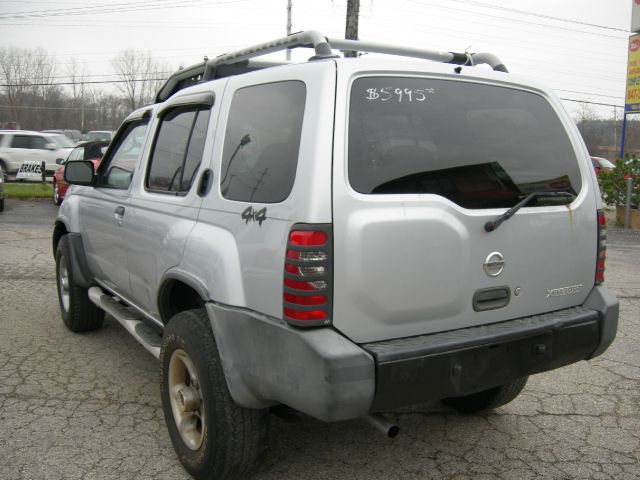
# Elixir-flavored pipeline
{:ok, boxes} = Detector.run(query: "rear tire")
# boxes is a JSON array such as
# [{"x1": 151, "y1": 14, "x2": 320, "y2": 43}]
[
  {"x1": 0, "y1": 198, "x2": 4, "y2": 212},
  {"x1": 160, "y1": 309, "x2": 268, "y2": 480},
  {"x1": 442, "y1": 377, "x2": 528, "y2": 413},
  {"x1": 55, "y1": 235, "x2": 104, "y2": 332}
]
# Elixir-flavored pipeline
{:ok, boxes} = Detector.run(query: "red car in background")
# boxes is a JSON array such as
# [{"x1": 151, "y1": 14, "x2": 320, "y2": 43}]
[
  {"x1": 591, "y1": 156, "x2": 615, "y2": 176},
  {"x1": 53, "y1": 140, "x2": 109, "y2": 205}
]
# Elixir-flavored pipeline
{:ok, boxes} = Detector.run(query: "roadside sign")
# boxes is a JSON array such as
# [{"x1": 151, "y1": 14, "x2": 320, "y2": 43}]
[
  {"x1": 633, "y1": 0, "x2": 640, "y2": 33},
  {"x1": 626, "y1": 34, "x2": 640, "y2": 112},
  {"x1": 16, "y1": 161, "x2": 43, "y2": 179}
]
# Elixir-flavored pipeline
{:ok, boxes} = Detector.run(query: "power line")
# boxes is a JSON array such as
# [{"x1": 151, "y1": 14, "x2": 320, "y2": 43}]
[
  {"x1": 0, "y1": 104, "x2": 121, "y2": 111},
  {"x1": 0, "y1": 0, "x2": 254, "y2": 20},
  {"x1": 401, "y1": 0, "x2": 628, "y2": 40},
  {"x1": 366, "y1": 28, "x2": 627, "y2": 68},
  {"x1": 0, "y1": 78, "x2": 167, "y2": 87},
  {"x1": 560, "y1": 98, "x2": 623, "y2": 108},
  {"x1": 0, "y1": 0, "x2": 181, "y2": 18},
  {"x1": 447, "y1": 0, "x2": 628, "y2": 33},
  {"x1": 6, "y1": 72, "x2": 172, "y2": 81},
  {"x1": 556, "y1": 89, "x2": 623, "y2": 101},
  {"x1": 0, "y1": 77, "x2": 624, "y2": 108}
]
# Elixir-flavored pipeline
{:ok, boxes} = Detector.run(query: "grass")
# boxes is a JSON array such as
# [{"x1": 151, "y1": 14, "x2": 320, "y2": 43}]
[{"x1": 3, "y1": 182, "x2": 53, "y2": 199}]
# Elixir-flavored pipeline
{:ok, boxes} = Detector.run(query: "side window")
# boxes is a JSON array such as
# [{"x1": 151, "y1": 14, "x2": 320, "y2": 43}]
[
  {"x1": 147, "y1": 106, "x2": 211, "y2": 193},
  {"x1": 181, "y1": 108, "x2": 210, "y2": 191},
  {"x1": 98, "y1": 120, "x2": 149, "y2": 189},
  {"x1": 220, "y1": 81, "x2": 306, "y2": 203},
  {"x1": 10, "y1": 135, "x2": 30, "y2": 148},
  {"x1": 68, "y1": 147, "x2": 84, "y2": 162},
  {"x1": 32, "y1": 136, "x2": 48, "y2": 149}
]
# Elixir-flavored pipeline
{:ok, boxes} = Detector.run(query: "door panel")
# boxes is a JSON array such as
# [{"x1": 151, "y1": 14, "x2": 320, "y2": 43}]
[{"x1": 81, "y1": 117, "x2": 152, "y2": 295}]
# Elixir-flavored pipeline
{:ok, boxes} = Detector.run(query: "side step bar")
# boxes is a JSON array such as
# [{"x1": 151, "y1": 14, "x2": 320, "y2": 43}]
[{"x1": 88, "y1": 286, "x2": 162, "y2": 359}]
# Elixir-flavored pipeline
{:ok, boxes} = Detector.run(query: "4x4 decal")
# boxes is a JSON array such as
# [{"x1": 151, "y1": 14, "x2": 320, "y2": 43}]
[{"x1": 241, "y1": 206, "x2": 267, "y2": 226}]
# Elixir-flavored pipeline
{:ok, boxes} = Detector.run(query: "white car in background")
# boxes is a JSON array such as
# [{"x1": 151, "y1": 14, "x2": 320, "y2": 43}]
[{"x1": 0, "y1": 130, "x2": 74, "y2": 178}]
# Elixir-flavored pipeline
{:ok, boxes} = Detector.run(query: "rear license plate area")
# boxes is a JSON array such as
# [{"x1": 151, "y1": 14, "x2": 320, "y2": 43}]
[{"x1": 453, "y1": 333, "x2": 553, "y2": 395}]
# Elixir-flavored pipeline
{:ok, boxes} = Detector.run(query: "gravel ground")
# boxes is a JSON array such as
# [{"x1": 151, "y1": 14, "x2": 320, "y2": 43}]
[{"x1": 0, "y1": 199, "x2": 638, "y2": 480}]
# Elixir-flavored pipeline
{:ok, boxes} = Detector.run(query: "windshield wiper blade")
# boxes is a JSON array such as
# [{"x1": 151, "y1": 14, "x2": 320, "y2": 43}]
[{"x1": 484, "y1": 191, "x2": 575, "y2": 233}]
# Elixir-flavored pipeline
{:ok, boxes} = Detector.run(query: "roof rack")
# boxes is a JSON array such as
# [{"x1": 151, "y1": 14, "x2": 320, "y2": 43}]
[{"x1": 155, "y1": 30, "x2": 508, "y2": 103}]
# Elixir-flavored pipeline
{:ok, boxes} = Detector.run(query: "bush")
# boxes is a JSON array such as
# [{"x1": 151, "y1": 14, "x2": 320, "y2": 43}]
[{"x1": 599, "y1": 155, "x2": 640, "y2": 208}]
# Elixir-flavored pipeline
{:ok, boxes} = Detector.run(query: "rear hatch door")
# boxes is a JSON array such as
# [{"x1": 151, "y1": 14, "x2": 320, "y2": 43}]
[{"x1": 332, "y1": 72, "x2": 597, "y2": 343}]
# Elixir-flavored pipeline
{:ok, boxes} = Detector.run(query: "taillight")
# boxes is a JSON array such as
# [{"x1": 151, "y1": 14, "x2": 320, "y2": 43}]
[
  {"x1": 283, "y1": 224, "x2": 332, "y2": 327},
  {"x1": 596, "y1": 210, "x2": 606, "y2": 284}
]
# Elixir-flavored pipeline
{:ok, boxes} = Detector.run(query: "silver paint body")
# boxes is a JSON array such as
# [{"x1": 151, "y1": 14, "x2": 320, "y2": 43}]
[{"x1": 58, "y1": 58, "x2": 601, "y2": 345}]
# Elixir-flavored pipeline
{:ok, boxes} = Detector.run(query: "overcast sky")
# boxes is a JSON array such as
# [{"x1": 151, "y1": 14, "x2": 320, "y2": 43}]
[{"x1": 0, "y1": 0, "x2": 632, "y2": 118}]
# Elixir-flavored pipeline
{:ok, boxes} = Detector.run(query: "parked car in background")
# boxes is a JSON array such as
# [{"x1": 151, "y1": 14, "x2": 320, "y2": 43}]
[
  {"x1": 53, "y1": 140, "x2": 109, "y2": 205},
  {"x1": 591, "y1": 156, "x2": 616, "y2": 176},
  {"x1": 0, "y1": 130, "x2": 74, "y2": 178},
  {"x1": 0, "y1": 163, "x2": 4, "y2": 212},
  {"x1": 42, "y1": 129, "x2": 83, "y2": 143},
  {"x1": 83, "y1": 130, "x2": 114, "y2": 142}
]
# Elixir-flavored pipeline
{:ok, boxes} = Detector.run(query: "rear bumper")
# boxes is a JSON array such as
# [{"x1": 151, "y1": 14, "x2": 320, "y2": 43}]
[
  {"x1": 364, "y1": 306, "x2": 599, "y2": 411},
  {"x1": 207, "y1": 285, "x2": 618, "y2": 421}
]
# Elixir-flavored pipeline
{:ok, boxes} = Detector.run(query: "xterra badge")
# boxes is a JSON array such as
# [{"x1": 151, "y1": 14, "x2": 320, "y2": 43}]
[{"x1": 546, "y1": 284, "x2": 582, "y2": 298}]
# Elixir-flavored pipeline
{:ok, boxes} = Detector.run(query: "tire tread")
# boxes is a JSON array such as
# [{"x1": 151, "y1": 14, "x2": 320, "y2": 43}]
[
  {"x1": 56, "y1": 235, "x2": 104, "y2": 332},
  {"x1": 160, "y1": 309, "x2": 267, "y2": 480}
]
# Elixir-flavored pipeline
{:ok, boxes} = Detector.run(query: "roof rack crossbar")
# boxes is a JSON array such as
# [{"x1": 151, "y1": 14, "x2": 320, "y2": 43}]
[
  {"x1": 327, "y1": 38, "x2": 464, "y2": 65},
  {"x1": 203, "y1": 30, "x2": 336, "y2": 79},
  {"x1": 325, "y1": 37, "x2": 508, "y2": 73},
  {"x1": 155, "y1": 30, "x2": 508, "y2": 103}
]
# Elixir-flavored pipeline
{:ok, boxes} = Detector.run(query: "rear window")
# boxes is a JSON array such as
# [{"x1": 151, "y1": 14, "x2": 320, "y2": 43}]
[
  {"x1": 348, "y1": 77, "x2": 581, "y2": 209},
  {"x1": 50, "y1": 135, "x2": 74, "y2": 148}
]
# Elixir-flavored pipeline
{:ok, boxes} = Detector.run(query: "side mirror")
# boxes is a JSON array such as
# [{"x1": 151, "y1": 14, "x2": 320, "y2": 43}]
[
  {"x1": 45, "y1": 143, "x2": 57, "y2": 151},
  {"x1": 64, "y1": 160, "x2": 95, "y2": 186},
  {"x1": 55, "y1": 158, "x2": 65, "y2": 165}
]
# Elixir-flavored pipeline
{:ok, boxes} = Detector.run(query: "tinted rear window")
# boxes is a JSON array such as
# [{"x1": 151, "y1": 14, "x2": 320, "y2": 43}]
[
  {"x1": 348, "y1": 77, "x2": 581, "y2": 209},
  {"x1": 220, "y1": 81, "x2": 306, "y2": 204}
]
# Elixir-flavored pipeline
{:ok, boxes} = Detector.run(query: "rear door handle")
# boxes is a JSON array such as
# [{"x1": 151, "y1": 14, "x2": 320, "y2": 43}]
[{"x1": 197, "y1": 169, "x2": 213, "y2": 197}]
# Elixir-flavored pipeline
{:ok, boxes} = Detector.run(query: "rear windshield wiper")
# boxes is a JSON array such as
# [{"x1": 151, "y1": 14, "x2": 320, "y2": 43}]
[{"x1": 484, "y1": 191, "x2": 575, "y2": 232}]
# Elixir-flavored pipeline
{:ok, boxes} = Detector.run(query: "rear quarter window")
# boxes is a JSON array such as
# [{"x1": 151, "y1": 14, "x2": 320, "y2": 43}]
[
  {"x1": 220, "y1": 80, "x2": 306, "y2": 204},
  {"x1": 348, "y1": 77, "x2": 581, "y2": 209}
]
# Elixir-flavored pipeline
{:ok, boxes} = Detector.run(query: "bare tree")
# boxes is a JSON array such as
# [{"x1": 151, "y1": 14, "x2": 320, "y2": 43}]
[
  {"x1": 0, "y1": 46, "x2": 35, "y2": 127},
  {"x1": 89, "y1": 90, "x2": 128, "y2": 130},
  {"x1": 66, "y1": 58, "x2": 89, "y2": 131},
  {"x1": 111, "y1": 49, "x2": 170, "y2": 111},
  {"x1": 32, "y1": 47, "x2": 58, "y2": 129},
  {"x1": 0, "y1": 46, "x2": 58, "y2": 129},
  {"x1": 574, "y1": 102, "x2": 603, "y2": 153}
]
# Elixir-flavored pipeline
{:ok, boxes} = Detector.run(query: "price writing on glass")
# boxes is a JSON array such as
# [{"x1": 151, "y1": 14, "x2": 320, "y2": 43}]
[{"x1": 365, "y1": 87, "x2": 435, "y2": 102}]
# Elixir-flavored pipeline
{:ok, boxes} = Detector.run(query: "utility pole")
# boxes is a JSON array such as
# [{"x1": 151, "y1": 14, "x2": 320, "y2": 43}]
[
  {"x1": 613, "y1": 105, "x2": 617, "y2": 151},
  {"x1": 80, "y1": 81, "x2": 85, "y2": 133},
  {"x1": 286, "y1": 0, "x2": 292, "y2": 61},
  {"x1": 345, "y1": 0, "x2": 360, "y2": 58}
]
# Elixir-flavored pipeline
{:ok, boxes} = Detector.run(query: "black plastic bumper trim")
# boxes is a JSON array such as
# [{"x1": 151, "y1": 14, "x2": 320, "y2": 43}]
[{"x1": 362, "y1": 307, "x2": 600, "y2": 412}]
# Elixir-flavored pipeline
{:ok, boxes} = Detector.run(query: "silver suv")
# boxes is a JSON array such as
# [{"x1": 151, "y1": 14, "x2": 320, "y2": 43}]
[{"x1": 53, "y1": 31, "x2": 619, "y2": 480}]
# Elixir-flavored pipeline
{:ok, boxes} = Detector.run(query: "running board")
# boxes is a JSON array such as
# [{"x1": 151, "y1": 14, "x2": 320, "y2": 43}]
[{"x1": 88, "y1": 286, "x2": 162, "y2": 359}]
